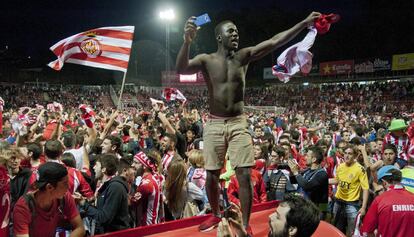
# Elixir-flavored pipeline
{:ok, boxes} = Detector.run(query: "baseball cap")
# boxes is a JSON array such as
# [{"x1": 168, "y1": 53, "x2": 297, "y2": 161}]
[
  {"x1": 377, "y1": 165, "x2": 399, "y2": 181},
  {"x1": 35, "y1": 162, "x2": 68, "y2": 189}
]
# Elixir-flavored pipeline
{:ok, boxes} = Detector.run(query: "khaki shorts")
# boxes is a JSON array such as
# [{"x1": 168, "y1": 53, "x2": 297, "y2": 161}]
[{"x1": 203, "y1": 115, "x2": 254, "y2": 170}]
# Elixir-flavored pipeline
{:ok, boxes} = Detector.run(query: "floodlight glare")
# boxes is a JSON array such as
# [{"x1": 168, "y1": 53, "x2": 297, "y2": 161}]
[{"x1": 159, "y1": 9, "x2": 175, "y2": 21}]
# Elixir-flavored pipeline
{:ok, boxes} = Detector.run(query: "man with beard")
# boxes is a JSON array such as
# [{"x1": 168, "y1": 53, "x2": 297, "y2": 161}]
[
  {"x1": 288, "y1": 146, "x2": 328, "y2": 218},
  {"x1": 79, "y1": 154, "x2": 131, "y2": 234},
  {"x1": 177, "y1": 11, "x2": 321, "y2": 234},
  {"x1": 217, "y1": 194, "x2": 320, "y2": 237},
  {"x1": 153, "y1": 106, "x2": 187, "y2": 161},
  {"x1": 159, "y1": 133, "x2": 183, "y2": 176},
  {"x1": 131, "y1": 150, "x2": 162, "y2": 226}
]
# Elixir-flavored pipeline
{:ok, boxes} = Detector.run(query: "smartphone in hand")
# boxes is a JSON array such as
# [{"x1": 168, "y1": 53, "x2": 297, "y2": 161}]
[{"x1": 194, "y1": 13, "x2": 211, "y2": 26}]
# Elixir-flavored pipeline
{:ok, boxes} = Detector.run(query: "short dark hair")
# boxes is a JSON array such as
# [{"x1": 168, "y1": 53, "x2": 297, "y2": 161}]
[
  {"x1": 76, "y1": 132, "x2": 86, "y2": 147},
  {"x1": 104, "y1": 135, "x2": 123, "y2": 154},
  {"x1": 316, "y1": 139, "x2": 329, "y2": 147},
  {"x1": 61, "y1": 153, "x2": 76, "y2": 168},
  {"x1": 309, "y1": 146, "x2": 324, "y2": 164},
  {"x1": 91, "y1": 138, "x2": 103, "y2": 154},
  {"x1": 383, "y1": 143, "x2": 397, "y2": 156},
  {"x1": 99, "y1": 154, "x2": 119, "y2": 176},
  {"x1": 272, "y1": 145, "x2": 286, "y2": 158},
  {"x1": 290, "y1": 130, "x2": 301, "y2": 142},
  {"x1": 118, "y1": 156, "x2": 132, "y2": 174},
  {"x1": 340, "y1": 130, "x2": 350, "y2": 137},
  {"x1": 164, "y1": 133, "x2": 177, "y2": 145},
  {"x1": 27, "y1": 143, "x2": 42, "y2": 161},
  {"x1": 349, "y1": 137, "x2": 362, "y2": 145},
  {"x1": 254, "y1": 125, "x2": 262, "y2": 131},
  {"x1": 214, "y1": 20, "x2": 234, "y2": 38},
  {"x1": 280, "y1": 142, "x2": 291, "y2": 148},
  {"x1": 62, "y1": 131, "x2": 76, "y2": 148},
  {"x1": 353, "y1": 124, "x2": 364, "y2": 137},
  {"x1": 279, "y1": 135, "x2": 290, "y2": 142},
  {"x1": 336, "y1": 140, "x2": 348, "y2": 148},
  {"x1": 44, "y1": 140, "x2": 63, "y2": 160},
  {"x1": 281, "y1": 194, "x2": 320, "y2": 237}
]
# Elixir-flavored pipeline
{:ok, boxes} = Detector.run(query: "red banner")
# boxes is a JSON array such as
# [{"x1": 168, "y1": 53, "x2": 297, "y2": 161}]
[{"x1": 319, "y1": 60, "x2": 354, "y2": 75}]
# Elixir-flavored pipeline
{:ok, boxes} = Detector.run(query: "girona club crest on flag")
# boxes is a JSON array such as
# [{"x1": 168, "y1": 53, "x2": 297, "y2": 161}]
[
  {"x1": 80, "y1": 37, "x2": 102, "y2": 58},
  {"x1": 48, "y1": 26, "x2": 134, "y2": 72}
]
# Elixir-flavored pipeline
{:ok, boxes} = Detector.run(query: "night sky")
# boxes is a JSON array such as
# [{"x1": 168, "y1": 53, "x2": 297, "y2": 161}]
[{"x1": 1, "y1": 0, "x2": 413, "y2": 74}]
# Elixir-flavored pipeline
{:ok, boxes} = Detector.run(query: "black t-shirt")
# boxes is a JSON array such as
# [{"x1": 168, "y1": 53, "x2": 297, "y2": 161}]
[{"x1": 175, "y1": 131, "x2": 187, "y2": 161}]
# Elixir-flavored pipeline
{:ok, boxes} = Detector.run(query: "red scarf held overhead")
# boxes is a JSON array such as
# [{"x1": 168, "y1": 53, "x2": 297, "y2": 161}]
[{"x1": 314, "y1": 13, "x2": 340, "y2": 34}]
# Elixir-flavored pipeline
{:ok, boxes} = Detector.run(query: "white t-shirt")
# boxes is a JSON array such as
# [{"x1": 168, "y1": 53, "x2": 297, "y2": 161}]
[{"x1": 64, "y1": 147, "x2": 84, "y2": 170}]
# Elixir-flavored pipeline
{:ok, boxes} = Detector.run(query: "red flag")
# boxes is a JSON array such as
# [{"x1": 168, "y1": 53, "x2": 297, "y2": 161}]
[
  {"x1": 162, "y1": 88, "x2": 187, "y2": 103},
  {"x1": 48, "y1": 26, "x2": 134, "y2": 72}
]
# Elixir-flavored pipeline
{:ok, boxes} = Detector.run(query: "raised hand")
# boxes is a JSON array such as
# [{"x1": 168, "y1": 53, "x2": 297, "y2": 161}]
[
  {"x1": 183, "y1": 16, "x2": 198, "y2": 43},
  {"x1": 303, "y1": 12, "x2": 322, "y2": 27}
]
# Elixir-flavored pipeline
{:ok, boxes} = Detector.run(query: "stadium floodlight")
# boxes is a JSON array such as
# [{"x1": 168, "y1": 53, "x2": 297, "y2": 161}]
[
  {"x1": 159, "y1": 8, "x2": 175, "y2": 86},
  {"x1": 159, "y1": 9, "x2": 175, "y2": 21}
]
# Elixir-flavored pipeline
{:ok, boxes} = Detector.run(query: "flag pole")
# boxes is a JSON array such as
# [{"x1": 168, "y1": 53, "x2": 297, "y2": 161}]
[{"x1": 118, "y1": 71, "x2": 127, "y2": 110}]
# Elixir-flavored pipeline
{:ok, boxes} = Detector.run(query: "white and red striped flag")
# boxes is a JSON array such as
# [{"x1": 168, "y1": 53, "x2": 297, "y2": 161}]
[
  {"x1": 48, "y1": 26, "x2": 134, "y2": 72},
  {"x1": 162, "y1": 88, "x2": 187, "y2": 103}
]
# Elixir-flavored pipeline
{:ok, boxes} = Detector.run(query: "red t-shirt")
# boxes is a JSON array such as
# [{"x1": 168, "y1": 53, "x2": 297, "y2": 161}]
[
  {"x1": 13, "y1": 192, "x2": 79, "y2": 237},
  {"x1": 43, "y1": 122, "x2": 58, "y2": 141},
  {"x1": 227, "y1": 169, "x2": 267, "y2": 206},
  {"x1": 361, "y1": 186, "x2": 414, "y2": 237},
  {"x1": 0, "y1": 166, "x2": 10, "y2": 236}
]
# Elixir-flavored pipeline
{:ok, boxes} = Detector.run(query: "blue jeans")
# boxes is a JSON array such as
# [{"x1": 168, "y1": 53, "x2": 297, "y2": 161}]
[{"x1": 333, "y1": 200, "x2": 359, "y2": 235}]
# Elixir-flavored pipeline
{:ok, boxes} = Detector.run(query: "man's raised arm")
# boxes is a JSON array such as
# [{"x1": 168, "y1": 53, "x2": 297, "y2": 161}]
[
  {"x1": 242, "y1": 12, "x2": 321, "y2": 64},
  {"x1": 176, "y1": 16, "x2": 206, "y2": 74}
]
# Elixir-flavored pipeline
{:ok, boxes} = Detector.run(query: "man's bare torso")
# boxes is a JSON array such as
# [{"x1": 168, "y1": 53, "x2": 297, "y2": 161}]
[{"x1": 201, "y1": 52, "x2": 248, "y2": 117}]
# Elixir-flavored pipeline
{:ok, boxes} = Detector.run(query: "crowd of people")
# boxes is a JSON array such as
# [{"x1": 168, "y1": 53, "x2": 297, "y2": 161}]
[
  {"x1": 1, "y1": 79, "x2": 413, "y2": 117},
  {"x1": 1, "y1": 9, "x2": 414, "y2": 237},
  {"x1": 0, "y1": 79, "x2": 414, "y2": 236}
]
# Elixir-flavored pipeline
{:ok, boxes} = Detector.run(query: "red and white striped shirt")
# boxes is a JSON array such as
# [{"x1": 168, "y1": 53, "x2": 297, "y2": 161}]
[
  {"x1": 383, "y1": 133, "x2": 411, "y2": 161},
  {"x1": 162, "y1": 151, "x2": 175, "y2": 174},
  {"x1": 135, "y1": 173, "x2": 161, "y2": 226},
  {"x1": 29, "y1": 162, "x2": 94, "y2": 199}
]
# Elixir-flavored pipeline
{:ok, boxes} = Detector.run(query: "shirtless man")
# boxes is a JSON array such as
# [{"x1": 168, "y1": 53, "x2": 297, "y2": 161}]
[{"x1": 176, "y1": 12, "x2": 321, "y2": 234}]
